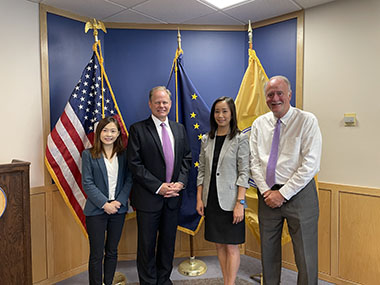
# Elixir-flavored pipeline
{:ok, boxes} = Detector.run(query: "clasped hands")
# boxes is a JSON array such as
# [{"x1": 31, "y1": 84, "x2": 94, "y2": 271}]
[
  {"x1": 103, "y1": 200, "x2": 121, "y2": 215},
  {"x1": 263, "y1": 190, "x2": 285, "y2": 208},
  {"x1": 159, "y1": 182, "x2": 184, "y2": 198}
]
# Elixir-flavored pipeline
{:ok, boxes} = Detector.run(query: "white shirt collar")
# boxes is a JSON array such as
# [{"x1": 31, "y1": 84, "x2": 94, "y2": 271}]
[
  {"x1": 271, "y1": 106, "x2": 294, "y2": 126},
  {"x1": 151, "y1": 114, "x2": 169, "y2": 128}
]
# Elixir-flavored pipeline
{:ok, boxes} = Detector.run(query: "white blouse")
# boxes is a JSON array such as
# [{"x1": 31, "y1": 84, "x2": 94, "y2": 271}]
[{"x1": 104, "y1": 155, "x2": 119, "y2": 200}]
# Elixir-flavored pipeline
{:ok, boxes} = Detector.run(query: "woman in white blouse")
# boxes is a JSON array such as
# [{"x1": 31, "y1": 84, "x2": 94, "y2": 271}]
[{"x1": 82, "y1": 116, "x2": 132, "y2": 285}]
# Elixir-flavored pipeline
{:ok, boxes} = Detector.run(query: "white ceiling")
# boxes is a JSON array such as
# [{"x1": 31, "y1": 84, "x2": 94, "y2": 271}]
[{"x1": 28, "y1": 0, "x2": 336, "y2": 25}]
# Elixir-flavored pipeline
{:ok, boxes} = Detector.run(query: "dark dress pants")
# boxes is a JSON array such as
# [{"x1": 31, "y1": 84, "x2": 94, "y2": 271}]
[
  {"x1": 258, "y1": 179, "x2": 319, "y2": 285},
  {"x1": 136, "y1": 200, "x2": 179, "y2": 285},
  {"x1": 86, "y1": 212, "x2": 126, "y2": 285}
]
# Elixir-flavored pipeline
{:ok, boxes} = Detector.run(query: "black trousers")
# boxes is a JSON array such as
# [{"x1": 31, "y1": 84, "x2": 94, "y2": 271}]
[
  {"x1": 86, "y1": 212, "x2": 126, "y2": 285},
  {"x1": 136, "y1": 201, "x2": 179, "y2": 285}
]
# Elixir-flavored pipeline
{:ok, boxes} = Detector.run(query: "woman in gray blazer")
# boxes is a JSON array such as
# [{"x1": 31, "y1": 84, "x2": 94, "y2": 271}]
[
  {"x1": 196, "y1": 97, "x2": 249, "y2": 285},
  {"x1": 82, "y1": 117, "x2": 132, "y2": 285}
]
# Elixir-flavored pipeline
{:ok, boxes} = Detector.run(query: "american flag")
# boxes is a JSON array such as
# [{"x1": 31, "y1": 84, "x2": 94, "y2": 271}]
[{"x1": 45, "y1": 43, "x2": 128, "y2": 234}]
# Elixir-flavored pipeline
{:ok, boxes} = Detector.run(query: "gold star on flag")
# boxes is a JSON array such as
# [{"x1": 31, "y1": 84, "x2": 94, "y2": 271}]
[
  {"x1": 191, "y1": 93, "x2": 198, "y2": 100},
  {"x1": 194, "y1": 161, "x2": 199, "y2": 168},
  {"x1": 193, "y1": 123, "x2": 200, "y2": 129},
  {"x1": 198, "y1": 134, "x2": 203, "y2": 140},
  {"x1": 190, "y1": 112, "x2": 196, "y2": 118}
]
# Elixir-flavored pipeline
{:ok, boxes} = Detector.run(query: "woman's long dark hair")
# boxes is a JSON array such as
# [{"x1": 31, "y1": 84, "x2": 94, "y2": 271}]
[
  {"x1": 209, "y1": 96, "x2": 240, "y2": 139},
  {"x1": 90, "y1": 117, "x2": 124, "y2": 159}
]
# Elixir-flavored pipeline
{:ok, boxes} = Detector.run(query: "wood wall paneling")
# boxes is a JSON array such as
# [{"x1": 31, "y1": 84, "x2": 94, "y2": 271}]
[
  {"x1": 31, "y1": 193, "x2": 47, "y2": 283},
  {"x1": 339, "y1": 192, "x2": 380, "y2": 284},
  {"x1": 318, "y1": 189, "x2": 331, "y2": 275},
  {"x1": 30, "y1": 182, "x2": 380, "y2": 284},
  {"x1": 245, "y1": 195, "x2": 261, "y2": 258},
  {"x1": 52, "y1": 190, "x2": 88, "y2": 275},
  {"x1": 118, "y1": 216, "x2": 138, "y2": 260}
]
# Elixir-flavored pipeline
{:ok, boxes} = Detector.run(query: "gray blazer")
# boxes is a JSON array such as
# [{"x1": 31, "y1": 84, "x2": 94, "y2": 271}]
[
  {"x1": 82, "y1": 149, "x2": 132, "y2": 216},
  {"x1": 197, "y1": 132, "x2": 250, "y2": 211}
]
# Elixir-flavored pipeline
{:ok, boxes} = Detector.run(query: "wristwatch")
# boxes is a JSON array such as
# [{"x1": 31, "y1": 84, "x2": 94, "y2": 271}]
[{"x1": 237, "y1": 199, "x2": 245, "y2": 205}]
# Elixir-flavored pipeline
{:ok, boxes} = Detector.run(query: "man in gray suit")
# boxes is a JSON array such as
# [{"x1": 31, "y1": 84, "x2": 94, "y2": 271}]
[{"x1": 249, "y1": 75, "x2": 322, "y2": 284}]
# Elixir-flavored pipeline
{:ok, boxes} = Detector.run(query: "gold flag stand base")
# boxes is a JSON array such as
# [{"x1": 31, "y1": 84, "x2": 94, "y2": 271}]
[
  {"x1": 178, "y1": 256, "x2": 207, "y2": 276},
  {"x1": 250, "y1": 273, "x2": 263, "y2": 284},
  {"x1": 178, "y1": 234, "x2": 207, "y2": 276},
  {"x1": 112, "y1": 271, "x2": 127, "y2": 285}
]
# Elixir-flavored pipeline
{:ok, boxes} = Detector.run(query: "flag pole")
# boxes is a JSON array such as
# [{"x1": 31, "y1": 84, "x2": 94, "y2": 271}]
[
  {"x1": 85, "y1": 19, "x2": 108, "y2": 119},
  {"x1": 177, "y1": 234, "x2": 207, "y2": 277},
  {"x1": 176, "y1": 28, "x2": 207, "y2": 277},
  {"x1": 248, "y1": 20, "x2": 253, "y2": 50},
  {"x1": 245, "y1": 20, "x2": 264, "y2": 285},
  {"x1": 177, "y1": 28, "x2": 182, "y2": 51},
  {"x1": 175, "y1": 28, "x2": 181, "y2": 122}
]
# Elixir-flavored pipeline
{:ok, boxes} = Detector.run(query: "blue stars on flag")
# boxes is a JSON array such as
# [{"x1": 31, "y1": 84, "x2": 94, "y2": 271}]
[
  {"x1": 187, "y1": 92, "x2": 207, "y2": 168},
  {"x1": 166, "y1": 52, "x2": 210, "y2": 233}
]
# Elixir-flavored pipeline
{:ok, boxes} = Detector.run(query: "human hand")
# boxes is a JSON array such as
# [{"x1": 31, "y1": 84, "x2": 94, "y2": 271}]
[
  {"x1": 263, "y1": 190, "x2": 285, "y2": 208},
  {"x1": 159, "y1": 183, "x2": 180, "y2": 198},
  {"x1": 196, "y1": 199, "x2": 204, "y2": 216},
  {"x1": 233, "y1": 203, "x2": 244, "y2": 224},
  {"x1": 170, "y1": 182, "x2": 184, "y2": 192},
  {"x1": 103, "y1": 202, "x2": 118, "y2": 214},
  {"x1": 110, "y1": 200, "x2": 121, "y2": 209},
  {"x1": 164, "y1": 182, "x2": 182, "y2": 198}
]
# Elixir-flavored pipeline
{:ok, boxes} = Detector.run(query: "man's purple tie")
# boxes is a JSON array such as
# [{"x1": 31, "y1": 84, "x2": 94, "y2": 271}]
[
  {"x1": 266, "y1": 119, "x2": 281, "y2": 188},
  {"x1": 161, "y1": 122, "x2": 174, "y2": 183}
]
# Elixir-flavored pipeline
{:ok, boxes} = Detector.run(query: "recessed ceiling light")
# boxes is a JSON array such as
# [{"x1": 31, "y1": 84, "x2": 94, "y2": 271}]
[{"x1": 202, "y1": 0, "x2": 249, "y2": 9}]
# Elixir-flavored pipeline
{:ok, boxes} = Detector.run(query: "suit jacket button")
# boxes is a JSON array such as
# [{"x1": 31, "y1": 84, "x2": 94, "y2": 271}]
[{"x1": 216, "y1": 173, "x2": 219, "y2": 176}]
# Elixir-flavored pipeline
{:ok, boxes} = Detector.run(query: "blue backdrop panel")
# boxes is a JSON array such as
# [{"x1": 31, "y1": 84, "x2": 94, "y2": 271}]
[
  {"x1": 47, "y1": 13, "x2": 105, "y2": 127},
  {"x1": 104, "y1": 29, "x2": 247, "y2": 127},
  {"x1": 253, "y1": 18, "x2": 297, "y2": 106},
  {"x1": 47, "y1": 13, "x2": 297, "y2": 130},
  {"x1": 103, "y1": 29, "x2": 178, "y2": 127},
  {"x1": 176, "y1": 30, "x2": 247, "y2": 106}
]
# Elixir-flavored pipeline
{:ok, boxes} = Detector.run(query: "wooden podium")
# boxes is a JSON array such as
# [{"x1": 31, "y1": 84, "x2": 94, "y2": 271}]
[{"x1": 0, "y1": 160, "x2": 32, "y2": 284}]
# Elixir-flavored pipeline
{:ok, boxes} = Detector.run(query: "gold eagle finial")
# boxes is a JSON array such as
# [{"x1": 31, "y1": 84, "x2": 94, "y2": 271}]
[{"x1": 85, "y1": 18, "x2": 107, "y2": 42}]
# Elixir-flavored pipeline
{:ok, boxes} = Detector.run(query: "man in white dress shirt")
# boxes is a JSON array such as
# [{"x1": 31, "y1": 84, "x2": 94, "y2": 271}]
[{"x1": 249, "y1": 75, "x2": 322, "y2": 284}]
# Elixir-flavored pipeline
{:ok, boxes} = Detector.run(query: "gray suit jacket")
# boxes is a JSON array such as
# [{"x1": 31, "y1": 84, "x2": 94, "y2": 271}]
[{"x1": 197, "y1": 132, "x2": 250, "y2": 211}]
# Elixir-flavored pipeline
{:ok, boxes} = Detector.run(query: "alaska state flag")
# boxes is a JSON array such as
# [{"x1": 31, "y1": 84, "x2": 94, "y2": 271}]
[{"x1": 167, "y1": 49, "x2": 210, "y2": 235}]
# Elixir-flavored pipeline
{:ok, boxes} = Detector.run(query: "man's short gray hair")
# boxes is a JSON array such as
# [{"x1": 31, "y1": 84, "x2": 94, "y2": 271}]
[
  {"x1": 149, "y1": 86, "x2": 172, "y2": 101},
  {"x1": 264, "y1": 75, "x2": 292, "y2": 93}
]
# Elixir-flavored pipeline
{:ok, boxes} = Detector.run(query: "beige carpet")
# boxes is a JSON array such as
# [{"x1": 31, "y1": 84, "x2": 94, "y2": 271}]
[{"x1": 128, "y1": 277, "x2": 253, "y2": 284}]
